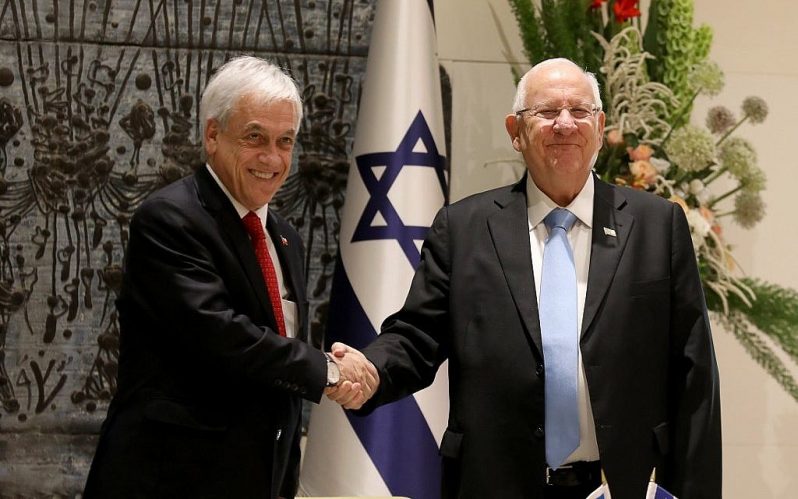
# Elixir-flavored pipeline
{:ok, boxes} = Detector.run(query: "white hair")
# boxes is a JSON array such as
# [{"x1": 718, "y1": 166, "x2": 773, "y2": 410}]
[
  {"x1": 199, "y1": 56, "x2": 303, "y2": 140},
  {"x1": 511, "y1": 58, "x2": 602, "y2": 113}
]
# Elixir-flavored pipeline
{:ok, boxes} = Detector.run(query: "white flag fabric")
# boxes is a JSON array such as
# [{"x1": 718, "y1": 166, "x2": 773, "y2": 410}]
[
  {"x1": 299, "y1": 1, "x2": 448, "y2": 498},
  {"x1": 585, "y1": 483, "x2": 612, "y2": 499}
]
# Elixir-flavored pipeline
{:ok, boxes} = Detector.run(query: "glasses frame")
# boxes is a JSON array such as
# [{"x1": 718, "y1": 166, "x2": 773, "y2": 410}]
[{"x1": 515, "y1": 104, "x2": 601, "y2": 122}]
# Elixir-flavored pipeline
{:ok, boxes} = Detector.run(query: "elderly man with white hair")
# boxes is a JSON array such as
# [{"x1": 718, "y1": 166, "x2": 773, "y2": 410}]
[
  {"x1": 330, "y1": 57, "x2": 721, "y2": 499},
  {"x1": 84, "y1": 56, "x2": 376, "y2": 499}
]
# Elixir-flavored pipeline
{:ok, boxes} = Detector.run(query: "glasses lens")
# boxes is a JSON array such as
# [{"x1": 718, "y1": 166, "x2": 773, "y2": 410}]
[{"x1": 526, "y1": 106, "x2": 595, "y2": 120}]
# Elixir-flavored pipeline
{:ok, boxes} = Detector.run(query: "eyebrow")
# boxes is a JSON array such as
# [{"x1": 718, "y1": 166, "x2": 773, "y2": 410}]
[
  {"x1": 243, "y1": 123, "x2": 265, "y2": 133},
  {"x1": 242, "y1": 123, "x2": 296, "y2": 136}
]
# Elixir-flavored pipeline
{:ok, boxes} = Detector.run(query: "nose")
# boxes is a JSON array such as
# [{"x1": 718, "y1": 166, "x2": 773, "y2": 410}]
[
  {"x1": 257, "y1": 144, "x2": 280, "y2": 164},
  {"x1": 552, "y1": 110, "x2": 577, "y2": 134}
]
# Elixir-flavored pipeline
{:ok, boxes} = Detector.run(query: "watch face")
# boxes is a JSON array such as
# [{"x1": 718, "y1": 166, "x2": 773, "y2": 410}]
[{"x1": 327, "y1": 359, "x2": 340, "y2": 386}]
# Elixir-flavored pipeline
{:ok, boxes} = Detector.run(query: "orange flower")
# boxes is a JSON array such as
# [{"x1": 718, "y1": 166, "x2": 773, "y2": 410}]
[
  {"x1": 628, "y1": 144, "x2": 654, "y2": 161},
  {"x1": 630, "y1": 160, "x2": 657, "y2": 186},
  {"x1": 699, "y1": 206, "x2": 715, "y2": 223},
  {"x1": 606, "y1": 129, "x2": 625, "y2": 146}
]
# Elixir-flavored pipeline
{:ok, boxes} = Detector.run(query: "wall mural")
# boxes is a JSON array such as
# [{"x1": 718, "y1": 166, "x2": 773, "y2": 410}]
[{"x1": 0, "y1": 0, "x2": 443, "y2": 495}]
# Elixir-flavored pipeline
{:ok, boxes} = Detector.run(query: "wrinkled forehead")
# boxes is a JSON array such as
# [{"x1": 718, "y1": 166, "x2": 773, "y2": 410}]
[{"x1": 525, "y1": 68, "x2": 595, "y2": 106}]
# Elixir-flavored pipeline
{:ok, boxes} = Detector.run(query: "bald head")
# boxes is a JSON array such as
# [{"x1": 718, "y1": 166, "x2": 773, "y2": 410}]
[{"x1": 512, "y1": 58, "x2": 602, "y2": 113}]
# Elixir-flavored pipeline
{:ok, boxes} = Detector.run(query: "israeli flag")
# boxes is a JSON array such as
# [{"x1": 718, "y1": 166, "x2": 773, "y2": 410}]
[
  {"x1": 586, "y1": 483, "x2": 612, "y2": 499},
  {"x1": 646, "y1": 482, "x2": 678, "y2": 499},
  {"x1": 299, "y1": 0, "x2": 448, "y2": 498}
]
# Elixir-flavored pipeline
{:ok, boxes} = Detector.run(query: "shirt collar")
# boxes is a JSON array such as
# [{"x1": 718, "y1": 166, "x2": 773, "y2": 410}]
[
  {"x1": 526, "y1": 172, "x2": 594, "y2": 231},
  {"x1": 205, "y1": 164, "x2": 270, "y2": 223}
]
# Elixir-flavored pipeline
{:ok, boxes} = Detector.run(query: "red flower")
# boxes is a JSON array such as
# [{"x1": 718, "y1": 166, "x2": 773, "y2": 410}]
[
  {"x1": 613, "y1": 0, "x2": 641, "y2": 22},
  {"x1": 590, "y1": 0, "x2": 607, "y2": 8}
]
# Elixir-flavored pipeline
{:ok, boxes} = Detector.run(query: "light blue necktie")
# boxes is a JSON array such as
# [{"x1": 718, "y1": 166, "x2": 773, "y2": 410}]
[{"x1": 539, "y1": 208, "x2": 579, "y2": 469}]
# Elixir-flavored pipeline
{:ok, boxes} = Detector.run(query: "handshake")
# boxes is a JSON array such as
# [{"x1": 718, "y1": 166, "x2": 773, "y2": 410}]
[{"x1": 324, "y1": 342, "x2": 380, "y2": 410}]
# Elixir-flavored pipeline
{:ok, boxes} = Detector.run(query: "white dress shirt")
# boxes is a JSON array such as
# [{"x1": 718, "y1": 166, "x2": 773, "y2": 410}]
[
  {"x1": 206, "y1": 165, "x2": 298, "y2": 338},
  {"x1": 526, "y1": 173, "x2": 600, "y2": 463}
]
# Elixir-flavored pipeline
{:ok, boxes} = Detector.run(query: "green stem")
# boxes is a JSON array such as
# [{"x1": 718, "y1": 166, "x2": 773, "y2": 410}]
[
  {"x1": 661, "y1": 89, "x2": 702, "y2": 147},
  {"x1": 716, "y1": 115, "x2": 750, "y2": 145},
  {"x1": 659, "y1": 93, "x2": 700, "y2": 147},
  {"x1": 703, "y1": 166, "x2": 728, "y2": 185},
  {"x1": 709, "y1": 184, "x2": 744, "y2": 208},
  {"x1": 671, "y1": 170, "x2": 693, "y2": 187}
]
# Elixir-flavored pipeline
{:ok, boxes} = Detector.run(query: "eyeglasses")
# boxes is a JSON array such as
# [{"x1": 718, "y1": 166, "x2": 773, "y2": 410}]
[{"x1": 516, "y1": 105, "x2": 600, "y2": 121}]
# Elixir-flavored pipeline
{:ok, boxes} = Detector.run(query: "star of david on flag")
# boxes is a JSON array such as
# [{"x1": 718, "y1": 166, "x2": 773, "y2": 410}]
[
  {"x1": 300, "y1": 1, "x2": 449, "y2": 498},
  {"x1": 352, "y1": 110, "x2": 447, "y2": 266}
]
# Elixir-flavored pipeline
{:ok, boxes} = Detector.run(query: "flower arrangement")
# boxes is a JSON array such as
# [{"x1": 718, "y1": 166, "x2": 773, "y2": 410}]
[{"x1": 508, "y1": 0, "x2": 798, "y2": 401}]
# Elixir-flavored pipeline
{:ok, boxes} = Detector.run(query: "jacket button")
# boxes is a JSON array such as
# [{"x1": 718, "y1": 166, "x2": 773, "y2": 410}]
[
  {"x1": 535, "y1": 364, "x2": 544, "y2": 377},
  {"x1": 534, "y1": 425, "x2": 544, "y2": 439}
]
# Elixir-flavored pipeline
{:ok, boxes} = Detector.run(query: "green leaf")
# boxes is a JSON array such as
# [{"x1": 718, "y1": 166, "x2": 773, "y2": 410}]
[
  {"x1": 541, "y1": 0, "x2": 580, "y2": 62},
  {"x1": 508, "y1": 0, "x2": 547, "y2": 65},
  {"x1": 643, "y1": 0, "x2": 665, "y2": 83},
  {"x1": 719, "y1": 312, "x2": 798, "y2": 403},
  {"x1": 733, "y1": 279, "x2": 798, "y2": 366}
]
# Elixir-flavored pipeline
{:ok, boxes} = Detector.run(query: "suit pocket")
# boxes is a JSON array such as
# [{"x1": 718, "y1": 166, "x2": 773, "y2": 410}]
[
  {"x1": 652, "y1": 421, "x2": 670, "y2": 455},
  {"x1": 439, "y1": 428, "x2": 464, "y2": 458},
  {"x1": 630, "y1": 277, "x2": 670, "y2": 297},
  {"x1": 142, "y1": 398, "x2": 228, "y2": 432}
]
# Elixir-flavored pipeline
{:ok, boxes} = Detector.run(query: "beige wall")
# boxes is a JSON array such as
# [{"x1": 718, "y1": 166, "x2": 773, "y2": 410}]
[{"x1": 435, "y1": 0, "x2": 798, "y2": 496}]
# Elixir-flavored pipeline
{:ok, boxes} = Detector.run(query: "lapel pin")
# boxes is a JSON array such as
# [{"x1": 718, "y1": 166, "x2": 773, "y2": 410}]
[
  {"x1": 603, "y1": 227, "x2": 617, "y2": 237},
  {"x1": 280, "y1": 236, "x2": 288, "y2": 246}
]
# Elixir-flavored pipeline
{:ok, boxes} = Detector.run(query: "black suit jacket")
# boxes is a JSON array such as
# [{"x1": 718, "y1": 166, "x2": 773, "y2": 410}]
[
  {"x1": 84, "y1": 166, "x2": 327, "y2": 499},
  {"x1": 361, "y1": 174, "x2": 722, "y2": 499}
]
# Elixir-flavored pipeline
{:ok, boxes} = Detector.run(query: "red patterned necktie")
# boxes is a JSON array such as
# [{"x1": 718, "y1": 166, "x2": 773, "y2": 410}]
[{"x1": 241, "y1": 211, "x2": 287, "y2": 337}]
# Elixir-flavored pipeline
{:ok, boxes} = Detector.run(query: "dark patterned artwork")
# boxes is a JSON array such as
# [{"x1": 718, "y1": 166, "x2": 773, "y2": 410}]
[{"x1": 0, "y1": 0, "x2": 379, "y2": 495}]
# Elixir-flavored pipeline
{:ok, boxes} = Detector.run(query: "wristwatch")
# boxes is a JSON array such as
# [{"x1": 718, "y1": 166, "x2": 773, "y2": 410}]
[{"x1": 325, "y1": 353, "x2": 340, "y2": 387}]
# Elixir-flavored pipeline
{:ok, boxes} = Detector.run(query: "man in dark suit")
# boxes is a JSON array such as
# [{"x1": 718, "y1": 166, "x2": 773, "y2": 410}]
[
  {"x1": 328, "y1": 58, "x2": 721, "y2": 498},
  {"x1": 84, "y1": 56, "x2": 375, "y2": 499}
]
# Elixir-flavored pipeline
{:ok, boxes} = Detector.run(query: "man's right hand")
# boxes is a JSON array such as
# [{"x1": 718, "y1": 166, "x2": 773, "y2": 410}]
[{"x1": 324, "y1": 342, "x2": 379, "y2": 410}]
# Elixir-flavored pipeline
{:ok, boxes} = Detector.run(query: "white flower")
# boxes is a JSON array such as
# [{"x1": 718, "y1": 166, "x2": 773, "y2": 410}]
[
  {"x1": 686, "y1": 208, "x2": 711, "y2": 249},
  {"x1": 689, "y1": 179, "x2": 705, "y2": 195},
  {"x1": 649, "y1": 157, "x2": 671, "y2": 173},
  {"x1": 696, "y1": 188, "x2": 712, "y2": 205}
]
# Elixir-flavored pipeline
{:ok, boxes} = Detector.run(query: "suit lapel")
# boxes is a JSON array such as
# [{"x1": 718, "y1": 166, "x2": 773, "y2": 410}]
[
  {"x1": 194, "y1": 167, "x2": 275, "y2": 322},
  {"x1": 266, "y1": 213, "x2": 308, "y2": 342},
  {"x1": 582, "y1": 178, "x2": 634, "y2": 337},
  {"x1": 487, "y1": 177, "x2": 543, "y2": 354}
]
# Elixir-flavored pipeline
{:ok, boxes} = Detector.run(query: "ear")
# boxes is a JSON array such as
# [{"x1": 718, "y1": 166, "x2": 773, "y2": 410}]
[
  {"x1": 204, "y1": 119, "x2": 220, "y2": 158},
  {"x1": 505, "y1": 114, "x2": 522, "y2": 152}
]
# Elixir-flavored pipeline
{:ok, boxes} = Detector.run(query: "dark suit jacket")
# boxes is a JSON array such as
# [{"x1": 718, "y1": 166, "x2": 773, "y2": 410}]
[
  {"x1": 361, "y1": 174, "x2": 722, "y2": 499},
  {"x1": 84, "y1": 166, "x2": 327, "y2": 499}
]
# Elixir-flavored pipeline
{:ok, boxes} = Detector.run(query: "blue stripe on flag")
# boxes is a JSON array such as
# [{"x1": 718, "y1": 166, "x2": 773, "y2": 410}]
[
  {"x1": 348, "y1": 399, "x2": 440, "y2": 499},
  {"x1": 655, "y1": 485, "x2": 675, "y2": 499},
  {"x1": 326, "y1": 257, "x2": 442, "y2": 499},
  {"x1": 325, "y1": 254, "x2": 378, "y2": 351}
]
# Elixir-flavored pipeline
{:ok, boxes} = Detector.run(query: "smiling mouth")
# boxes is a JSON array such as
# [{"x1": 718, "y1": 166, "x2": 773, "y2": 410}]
[{"x1": 249, "y1": 169, "x2": 277, "y2": 180}]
